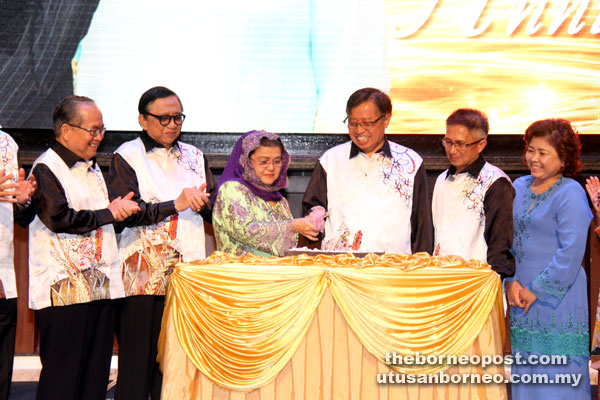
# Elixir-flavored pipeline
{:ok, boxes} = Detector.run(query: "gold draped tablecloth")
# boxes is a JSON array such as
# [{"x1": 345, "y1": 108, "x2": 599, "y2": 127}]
[{"x1": 158, "y1": 252, "x2": 506, "y2": 399}]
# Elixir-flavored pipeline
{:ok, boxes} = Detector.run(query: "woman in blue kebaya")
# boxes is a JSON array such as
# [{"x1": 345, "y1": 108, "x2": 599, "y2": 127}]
[{"x1": 506, "y1": 119, "x2": 592, "y2": 399}]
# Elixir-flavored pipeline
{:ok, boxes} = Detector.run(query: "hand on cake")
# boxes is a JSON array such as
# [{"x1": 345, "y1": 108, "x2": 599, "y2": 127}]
[
  {"x1": 307, "y1": 206, "x2": 326, "y2": 232},
  {"x1": 292, "y1": 217, "x2": 320, "y2": 241}
]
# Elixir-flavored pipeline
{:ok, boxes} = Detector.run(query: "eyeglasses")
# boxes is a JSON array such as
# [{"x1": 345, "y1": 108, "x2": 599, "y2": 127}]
[
  {"x1": 250, "y1": 157, "x2": 283, "y2": 168},
  {"x1": 145, "y1": 112, "x2": 186, "y2": 126},
  {"x1": 344, "y1": 115, "x2": 385, "y2": 130},
  {"x1": 441, "y1": 138, "x2": 484, "y2": 150},
  {"x1": 65, "y1": 123, "x2": 106, "y2": 138}
]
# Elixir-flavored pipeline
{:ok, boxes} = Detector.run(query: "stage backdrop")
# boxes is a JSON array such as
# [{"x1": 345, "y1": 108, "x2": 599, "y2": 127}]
[{"x1": 0, "y1": 0, "x2": 598, "y2": 133}]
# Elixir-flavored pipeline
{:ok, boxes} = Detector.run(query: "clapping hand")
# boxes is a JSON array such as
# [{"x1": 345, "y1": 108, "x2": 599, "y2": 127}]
[
  {"x1": 108, "y1": 191, "x2": 141, "y2": 221},
  {"x1": 0, "y1": 168, "x2": 37, "y2": 204},
  {"x1": 174, "y1": 183, "x2": 210, "y2": 212},
  {"x1": 586, "y1": 176, "x2": 600, "y2": 217}
]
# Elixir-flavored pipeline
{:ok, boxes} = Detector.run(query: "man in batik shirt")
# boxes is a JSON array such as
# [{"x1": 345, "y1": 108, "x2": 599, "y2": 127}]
[
  {"x1": 431, "y1": 108, "x2": 515, "y2": 278},
  {"x1": 29, "y1": 96, "x2": 139, "y2": 400},
  {"x1": 303, "y1": 87, "x2": 432, "y2": 254},
  {"x1": 107, "y1": 86, "x2": 215, "y2": 400}
]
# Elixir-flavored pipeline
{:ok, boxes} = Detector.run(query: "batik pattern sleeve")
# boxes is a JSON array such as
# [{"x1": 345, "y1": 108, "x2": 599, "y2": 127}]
[
  {"x1": 107, "y1": 153, "x2": 176, "y2": 229},
  {"x1": 483, "y1": 177, "x2": 516, "y2": 278},
  {"x1": 213, "y1": 181, "x2": 297, "y2": 257},
  {"x1": 410, "y1": 164, "x2": 433, "y2": 254},
  {"x1": 32, "y1": 164, "x2": 114, "y2": 234}
]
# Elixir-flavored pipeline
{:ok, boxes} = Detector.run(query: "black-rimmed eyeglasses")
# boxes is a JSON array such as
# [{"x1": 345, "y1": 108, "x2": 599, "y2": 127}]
[
  {"x1": 146, "y1": 112, "x2": 186, "y2": 126},
  {"x1": 65, "y1": 123, "x2": 106, "y2": 138},
  {"x1": 343, "y1": 115, "x2": 385, "y2": 130},
  {"x1": 441, "y1": 138, "x2": 484, "y2": 150}
]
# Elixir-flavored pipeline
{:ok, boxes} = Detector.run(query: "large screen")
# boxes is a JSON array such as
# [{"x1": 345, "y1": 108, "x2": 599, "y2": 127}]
[{"x1": 1, "y1": 0, "x2": 598, "y2": 133}]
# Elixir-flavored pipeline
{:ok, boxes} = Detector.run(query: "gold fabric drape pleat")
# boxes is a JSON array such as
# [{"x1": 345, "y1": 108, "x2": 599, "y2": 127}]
[{"x1": 157, "y1": 252, "x2": 503, "y2": 392}]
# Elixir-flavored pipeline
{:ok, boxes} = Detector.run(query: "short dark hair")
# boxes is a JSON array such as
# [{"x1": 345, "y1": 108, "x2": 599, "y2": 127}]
[
  {"x1": 346, "y1": 88, "x2": 392, "y2": 116},
  {"x1": 52, "y1": 95, "x2": 96, "y2": 137},
  {"x1": 249, "y1": 137, "x2": 284, "y2": 158},
  {"x1": 446, "y1": 109, "x2": 489, "y2": 137},
  {"x1": 138, "y1": 86, "x2": 182, "y2": 114},
  {"x1": 523, "y1": 119, "x2": 582, "y2": 178}
]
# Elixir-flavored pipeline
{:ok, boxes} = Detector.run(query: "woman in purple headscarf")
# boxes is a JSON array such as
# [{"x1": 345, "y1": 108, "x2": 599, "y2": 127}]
[{"x1": 213, "y1": 130, "x2": 322, "y2": 257}]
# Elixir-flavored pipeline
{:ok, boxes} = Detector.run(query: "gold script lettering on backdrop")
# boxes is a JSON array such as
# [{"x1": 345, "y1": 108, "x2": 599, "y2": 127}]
[{"x1": 394, "y1": 0, "x2": 600, "y2": 38}]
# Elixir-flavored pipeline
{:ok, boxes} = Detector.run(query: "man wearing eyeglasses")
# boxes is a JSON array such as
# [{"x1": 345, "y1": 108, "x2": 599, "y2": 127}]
[
  {"x1": 432, "y1": 108, "x2": 515, "y2": 278},
  {"x1": 28, "y1": 95, "x2": 140, "y2": 400},
  {"x1": 107, "y1": 86, "x2": 215, "y2": 400},
  {"x1": 302, "y1": 87, "x2": 433, "y2": 254}
]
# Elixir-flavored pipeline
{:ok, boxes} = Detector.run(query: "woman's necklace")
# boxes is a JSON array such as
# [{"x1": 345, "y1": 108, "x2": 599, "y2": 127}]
[
  {"x1": 266, "y1": 201, "x2": 279, "y2": 217},
  {"x1": 528, "y1": 175, "x2": 561, "y2": 212}
]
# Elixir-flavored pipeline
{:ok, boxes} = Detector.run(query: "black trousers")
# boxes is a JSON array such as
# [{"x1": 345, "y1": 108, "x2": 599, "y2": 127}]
[
  {"x1": 115, "y1": 295, "x2": 164, "y2": 400},
  {"x1": 35, "y1": 300, "x2": 115, "y2": 400},
  {"x1": 0, "y1": 298, "x2": 16, "y2": 400}
]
